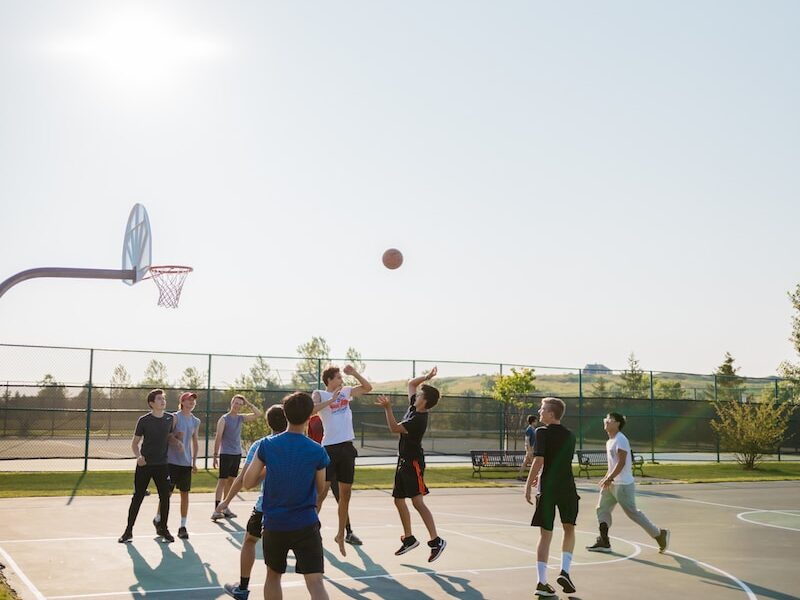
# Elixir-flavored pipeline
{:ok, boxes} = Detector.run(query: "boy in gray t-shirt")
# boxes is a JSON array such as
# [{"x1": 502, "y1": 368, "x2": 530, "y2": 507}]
[
  {"x1": 212, "y1": 394, "x2": 262, "y2": 520},
  {"x1": 153, "y1": 392, "x2": 201, "y2": 539}
]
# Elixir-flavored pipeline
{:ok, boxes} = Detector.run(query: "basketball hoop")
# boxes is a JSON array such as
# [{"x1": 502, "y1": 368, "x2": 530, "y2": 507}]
[{"x1": 147, "y1": 266, "x2": 193, "y2": 308}]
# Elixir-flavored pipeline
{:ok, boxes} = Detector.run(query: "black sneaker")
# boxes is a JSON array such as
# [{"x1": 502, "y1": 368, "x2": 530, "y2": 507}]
[
  {"x1": 394, "y1": 535, "x2": 419, "y2": 556},
  {"x1": 427, "y1": 537, "x2": 447, "y2": 563},
  {"x1": 345, "y1": 532, "x2": 363, "y2": 545},
  {"x1": 586, "y1": 536, "x2": 612, "y2": 553},
  {"x1": 118, "y1": 530, "x2": 133, "y2": 544},
  {"x1": 178, "y1": 526, "x2": 189, "y2": 540},
  {"x1": 160, "y1": 529, "x2": 175, "y2": 543},
  {"x1": 152, "y1": 518, "x2": 161, "y2": 533},
  {"x1": 655, "y1": 529, "x2": 670, "y2": 553},
  {"x1": 535, "y1": 582, "x2": 557, "y2": 597},
  {"x1": 557, "y1": 570, "x2": 576, "y2": 594}
]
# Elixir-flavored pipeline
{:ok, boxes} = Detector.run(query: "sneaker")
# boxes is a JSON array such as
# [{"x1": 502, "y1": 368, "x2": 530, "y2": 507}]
[
  {"x1": 211, "y1": 510, "x2": 224, "y2": 521},
  {"x1": 159, "y1": 529, "x2": 175, "y2": 543},
  {"x1": 535, "y1": 582, "x2": 557, "y2": 597},
  {"x1": 556, "y1": 570, "x2": 576, "y2": 594},
  {"x1": 345, "y1": 532, "x2": 363, "y2": 546},
  {"x1": 178, "y1": 526, "x2": 189, "y2": 540},
  {"x1": 655, "y1": 529, "x2": 670, "y2": 553},
  {"x1": 586, "y1": 536, "x2": 612, "y2": 553},
  {"x1": 223, "y1": 583, "x2": 250, "y2": 600},
  {"x1": 394, "y1": 535, "x2": 419, "y2": 556},
  {"x1": 118, "y1": 530, "x2": 133, "y2": 544},
  {"x1": 223, "y1": 508, "x2": 237, "y2": 518},
  {"x1": 427, "y1": 537, "x2": 447, "y2": 563}
]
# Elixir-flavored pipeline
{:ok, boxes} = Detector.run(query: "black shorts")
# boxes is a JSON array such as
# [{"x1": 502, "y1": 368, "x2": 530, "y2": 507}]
[
  {"x1": 247, "y1": 509, "x2": 263, "y2": 539},
  {"x1": 531, "y1": 490, "x2": 580, "y2": 531},
  {"x1": 168, "y1": 464, "x2": 193, "y2": 492},
  {"x1": 219, "y1": 454, "x2": 242, "y2": 479},
  {"x1": 263, "y1": 523, "x2": 324, "y2": 574},
  {"x1": 392, "y1": 457, "x2": 429, "y2": 499},
  {"x1": 324, "y1": 441, "x2": 357, "y2": 485}
]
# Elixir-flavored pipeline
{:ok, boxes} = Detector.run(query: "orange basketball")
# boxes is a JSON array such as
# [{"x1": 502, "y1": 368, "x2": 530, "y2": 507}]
[{"x1": 382, "y1": 248, "x2": 403, "y2": 270}]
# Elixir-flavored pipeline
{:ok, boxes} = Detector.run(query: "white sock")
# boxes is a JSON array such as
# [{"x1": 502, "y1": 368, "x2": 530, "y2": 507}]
[
  {"x1": 181, "y1": 517, "x2": 187, "y2": 528},
  {"x1": 154, "y1": 515, "x2": 161, "y2": 523},
  {"x1": 537, "y1": 561, "x2": 547, "y2": 584},
  {"x1": 561, "y1": 551, "x2": 573, "y2": 573}
]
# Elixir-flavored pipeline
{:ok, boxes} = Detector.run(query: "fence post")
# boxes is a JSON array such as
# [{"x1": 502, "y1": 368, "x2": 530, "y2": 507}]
[
  {"x1": 83, "y1": 349, "x2": 94, "y2": 473},
  {"x1": 578, "y1": 370, "x2": 584, "y2": 451},
  {"x1": 3, "y1": 381, "x2": 8, "y2": 437},
  {"x1": 649, "y1": 371, "x2": 655, "y2": 464},
  {"x1": 204, "y1": 354, "x2": 212, "y2": 470},
  {"x1": 775, "y1": 378, "x2": 779, "y2": 401},
  {"x1": 412, "y1": 360, "x2": 416, "y2": 378},
  {"x1": 316, "y1": 358, "x2": 322, "y2": 391},
  {"x1": 714, "y1": 374, "x2": 718, "y2": 402}
]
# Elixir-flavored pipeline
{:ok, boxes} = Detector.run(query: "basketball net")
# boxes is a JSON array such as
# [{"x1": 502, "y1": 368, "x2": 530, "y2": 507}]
[{"x1": 148, "y1": 266, "x2": 192, "y2": 308}]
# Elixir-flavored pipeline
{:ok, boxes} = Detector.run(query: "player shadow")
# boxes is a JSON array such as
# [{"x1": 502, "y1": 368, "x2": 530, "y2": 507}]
[
  {"x1": 213, "y1": 516, "x2": 249, "y2": 552},
  {"x1": 126, "y1": 539, "x2": 220, "y2": 598},
  {"x1": 323, "y1": 546, "x2": 436, "y2": 599},
  {"x1": 631, "y1": 553, "x2": 797, "y2": 600},
  {"x1": 401, "y1": 563, "x2": 487, "y2": 599}
]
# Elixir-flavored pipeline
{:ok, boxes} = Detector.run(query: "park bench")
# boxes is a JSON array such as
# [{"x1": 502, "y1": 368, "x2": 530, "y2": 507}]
[
  {"x1": 576, "y1": 449, "x2": 645, "y2": 478},
  {"x1": 470, "y1": 450, "x2": 527, "y2": 478}
]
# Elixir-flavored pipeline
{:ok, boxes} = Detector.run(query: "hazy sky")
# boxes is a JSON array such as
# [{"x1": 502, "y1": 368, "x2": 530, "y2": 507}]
[{"x1": 1, "y1": 1, "x2": 798, "y2": 379}]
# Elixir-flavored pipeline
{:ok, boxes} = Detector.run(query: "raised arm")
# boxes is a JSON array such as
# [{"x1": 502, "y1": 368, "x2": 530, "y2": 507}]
[
  {"x1": 241, "y1": 398, "x2": 263, "y2": 423},
  {"x1": 408, "y1": 365, "x2": 437, "y2": 398},
  {"x1": 375, "y1": 395, "x2": 408, "y2": 435},
  {"x1": 343, "y1": 365, "x2": 372, "y2": 397}
]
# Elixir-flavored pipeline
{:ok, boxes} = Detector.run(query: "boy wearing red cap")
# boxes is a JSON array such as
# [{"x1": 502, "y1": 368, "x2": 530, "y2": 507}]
[{"x1": 153, "y1": 391, "x2": 201, "y2": 539}]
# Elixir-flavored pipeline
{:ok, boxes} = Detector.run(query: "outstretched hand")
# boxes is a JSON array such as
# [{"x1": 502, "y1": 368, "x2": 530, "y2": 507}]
[
  {"x1": 375, "y1": 395, "x2": 391, "y2": 408},
  {"x1": 343, "y1": 365, "x2": 356, "y2": 376},
  {"x1": 334, "y1": 533, "x2": 347, "y2": 557},
  {"x1": 426, "y1": 366, "x2": 438, "y2": 380}
]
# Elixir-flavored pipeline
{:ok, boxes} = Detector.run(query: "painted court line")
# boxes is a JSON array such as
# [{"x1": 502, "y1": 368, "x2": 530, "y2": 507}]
[
  {"x1": 0, "y1": 544, "x2": 46, "y2": 600},
  {"x1": 736, "y1": 510, "x2": 800, "y2": 532}
]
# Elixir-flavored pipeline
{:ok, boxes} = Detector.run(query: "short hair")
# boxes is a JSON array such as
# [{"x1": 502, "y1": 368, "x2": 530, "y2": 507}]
[
  {"x1": 322, "y1": 366, "x2": 340, "y2": 385},
  {"x1": 419, "y1": 384, "x2": 440, "y2": 409},
  {"x1": 527, "y1": 414, "x2": 537, "y2": 425},
  {"x1": 608, "y1": 412, "x2": 626, "y2": 430},
  {"x1": 146, "y1": 389, "x2": 164, "y2": 405},
  {"x1": 231, "y1": 394, "x2": 245, "y2": 406},
  {"x1": 266, "y1": 404, "x2": 288, "y2": 434},
  {"x1": 541, "y1": 397, "x2": 566, "y2": 420},
  {"x1": 282, "y1": 392, "x2": 314, "y2": 425}
]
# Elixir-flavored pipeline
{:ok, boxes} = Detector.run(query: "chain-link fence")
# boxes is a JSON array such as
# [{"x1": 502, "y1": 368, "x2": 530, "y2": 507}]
[{"x1": 1, "y1": 344, "x2": 798, "y2": 470}]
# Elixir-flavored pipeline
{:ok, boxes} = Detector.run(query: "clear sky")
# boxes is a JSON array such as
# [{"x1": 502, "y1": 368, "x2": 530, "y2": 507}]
[{"x1": 1, "y1": 1, "x2": 798, "y2": 379}]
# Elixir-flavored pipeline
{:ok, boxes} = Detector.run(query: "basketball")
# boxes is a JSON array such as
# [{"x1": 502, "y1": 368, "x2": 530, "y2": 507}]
[{"x1": 382, "y1": 248, "x2": 403, "y2": 270}]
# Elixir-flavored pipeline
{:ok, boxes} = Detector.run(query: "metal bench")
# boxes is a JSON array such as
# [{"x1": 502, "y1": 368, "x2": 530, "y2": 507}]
[
  {"x1": 470, "y1": 450, "x2": 527, "y2": 479},
  {"x1": 576, "y1": 449, "x2": 645, "y2": 478}
]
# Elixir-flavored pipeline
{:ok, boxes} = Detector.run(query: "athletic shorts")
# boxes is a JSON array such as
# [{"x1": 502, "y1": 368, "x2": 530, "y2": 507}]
[
  {"x1": 392, "y1": 457, "x2": 429, "y2": 499},
  {"x1": 247, "y1": 509, "x2": 263, "y2": 539},
  {"x1": 168, "y1": 464, "x2": 193, "y2": 492},
  {"x1": 219, "y1": 454, "x2": 242, "y2": 479},
  {"x1": 263, "y1": 523, "x2": 324, "y2": 574},
  {"x1": 531, "y1": 490, "x2": 580, "y2": 531},
  {"x1": 324, "y1": 441, "x2": 357, "y2": 485}
]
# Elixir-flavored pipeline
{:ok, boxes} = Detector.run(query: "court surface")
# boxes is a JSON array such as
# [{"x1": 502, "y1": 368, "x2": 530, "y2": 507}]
[{"x1": 1, "y1": 481, "x2": 798, "y2": 599}]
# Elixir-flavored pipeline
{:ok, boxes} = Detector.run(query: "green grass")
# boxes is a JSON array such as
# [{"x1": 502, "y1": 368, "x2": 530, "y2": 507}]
[
  {"x1": 0, "y1": 577, "x2": 19, "y2": 600},
  {"x1": 1, "y1": 462, "x2": 799, "y2": 498}
]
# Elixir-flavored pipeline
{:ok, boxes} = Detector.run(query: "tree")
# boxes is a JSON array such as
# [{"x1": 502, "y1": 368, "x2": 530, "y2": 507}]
[
  {"x1": 619, "y1": 353, "x2": 647, "y2": 399},
  {"x1": 591, "y1": 377, "x2": 609, "y2": 397},
  {"x1": 711, "y1": 398, "x2": 796, "y2": 469},
  {"x1": 714, "y1": 352, "x2": 743, "y2": 402},
  {"x1": 778, "y1": 283, "x2": 800, "y2": 401},
  {"x1": 654, "y1": 380, "x2": 683, "y2": 400},
  {"x1": 108, "y1": 364, "x2": 133, "y2": 438},
  {"x1": 141, "y1": 359, "x2": 169, "y2": 388},
  {"x1": 293, "y1": 336, "x2": 331, "y2": 388},
  {"x1": 180, "y1": 367, "x2": 206, "y2": 390},
  {"x1": 491, "y1": 368, "x2": 537, "y2": 451}
]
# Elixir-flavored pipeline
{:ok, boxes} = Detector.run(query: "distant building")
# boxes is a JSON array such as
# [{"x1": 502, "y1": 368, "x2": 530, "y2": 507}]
[{"x1": 583, "y1": 363, "x2": 612, "y2": 374}]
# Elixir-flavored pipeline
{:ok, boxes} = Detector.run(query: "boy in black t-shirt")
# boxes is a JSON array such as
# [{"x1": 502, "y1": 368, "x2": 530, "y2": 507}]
[
  {"x1": 524, "y1": 397, "x2": 579, "y2": 597},
  {"x1": 375, "y1": 366, "x2": 446, "y2": 563},
  {"x1": 118, "y1": 389, "x2": 182, "y2": 544}
]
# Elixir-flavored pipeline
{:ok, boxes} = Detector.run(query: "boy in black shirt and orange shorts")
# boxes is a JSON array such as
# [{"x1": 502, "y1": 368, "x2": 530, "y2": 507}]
[{"x1": 375, "y1": 366, "x2": 446, "y2": 563}]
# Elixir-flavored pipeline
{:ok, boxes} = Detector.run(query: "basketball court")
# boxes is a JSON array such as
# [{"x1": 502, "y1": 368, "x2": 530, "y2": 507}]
[{"x1": 1, "y1": 480, "x2": 798, "y2": 599}]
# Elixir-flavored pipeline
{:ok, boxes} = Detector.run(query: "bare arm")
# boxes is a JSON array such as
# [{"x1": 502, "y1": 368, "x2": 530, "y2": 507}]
[
  {"x1": 311, "y1": 388, "x2": 340, "y2": 415},
  {"x1": 243, "y1": 455, "x2": 265, "y2": 489},
  {"x1": 191, "y1": 428, "x2": 199, "y2": 473},
  {"x1": 241, "y1": 398, "x2": 263, "y2": 423},
  {"x1": 524, "y1": 456, "x2": 544, "y2": 504},
  {"x1": 408, "y1": 366, "x2": 437, "y2": 397},
  {"x1": 315, "y1": 468, "x2": 326, "y2": 499},
  {"x1": 213, "y1": 416, "x2": 225, "y2": 468},
  {"x1": 131, "y1": 434, "x2": 145, "y2": 466},
  {"x1": 375, "y1": 395, "x2": 408, "y2": 434},
  {"x1": 344, "y1": 365, "x2": 372, "y2": 397}
]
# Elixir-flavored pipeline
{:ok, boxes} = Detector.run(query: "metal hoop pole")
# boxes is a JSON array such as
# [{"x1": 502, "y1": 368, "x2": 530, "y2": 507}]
[{"x1": 0, "y1": 267, "x2": 137, "y2": 299}]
